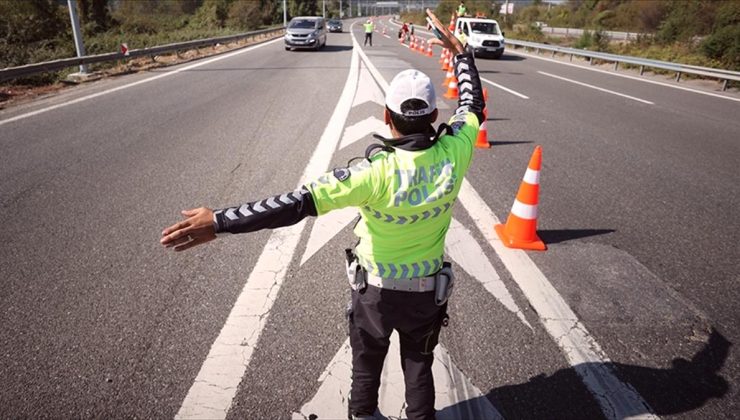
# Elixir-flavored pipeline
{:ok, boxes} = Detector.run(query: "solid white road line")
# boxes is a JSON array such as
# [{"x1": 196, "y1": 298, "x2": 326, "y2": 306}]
[
  {"x1": 480, "y1": 76, "x2": 530, "y2": 99},
  {"x1": 538, "y1": 71, "x2": 654, "y2": 104},
  {"x1": 509, "y1": 49, "x2": 740, "y2": 103},
  {"x1": 0, "y1": 38, "x2": 283, "y2": 128},
  {"x1": 457, "y1": 179, "x2": 658, "y2": 420},
  {"x1": 175, "y1": 43, "x2": 360, "y2": 420}
]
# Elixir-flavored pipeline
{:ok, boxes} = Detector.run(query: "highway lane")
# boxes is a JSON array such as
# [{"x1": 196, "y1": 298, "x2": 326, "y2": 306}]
[
  {"x1": 0, "y1": 36, "x2": 354, "y2": 417},
  {"x1": 0, "y1": 17, "x2": 737, "y2": 419}
]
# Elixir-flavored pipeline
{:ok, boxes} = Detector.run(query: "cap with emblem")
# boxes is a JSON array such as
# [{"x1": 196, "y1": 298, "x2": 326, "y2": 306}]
[{"x1": 386, "y1": 69, "x2": 437, "y2": 117}]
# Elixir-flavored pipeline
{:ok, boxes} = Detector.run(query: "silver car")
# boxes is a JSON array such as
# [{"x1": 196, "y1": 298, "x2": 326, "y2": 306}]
[{"x1": 285, "y1": 17, "x2": 327, "y2": 51}]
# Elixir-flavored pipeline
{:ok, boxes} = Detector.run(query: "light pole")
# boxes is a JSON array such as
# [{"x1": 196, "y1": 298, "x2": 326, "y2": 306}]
[
  {"x1": 67, "y1": 0, "x2": 88, "y2": 74},
  {"x1": 283, "y1": 0, "x2": 287, "y2": 26}
]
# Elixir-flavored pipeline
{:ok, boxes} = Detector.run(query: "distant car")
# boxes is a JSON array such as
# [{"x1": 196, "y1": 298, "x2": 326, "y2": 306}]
[
  {"x1": 328, "y1": 19, "x2": 343, "y2": 33},
  {"x1": 285, "y1": 16, "x2": 327, "y2": 51}
]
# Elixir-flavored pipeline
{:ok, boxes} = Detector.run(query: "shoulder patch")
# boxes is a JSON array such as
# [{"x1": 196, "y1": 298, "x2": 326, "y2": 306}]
[{"x1": 333, "y1": 167, "x2": 351, "y2": 181}]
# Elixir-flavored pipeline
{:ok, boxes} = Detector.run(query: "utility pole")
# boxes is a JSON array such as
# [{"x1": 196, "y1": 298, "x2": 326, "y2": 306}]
[
  {"x1": 340, "y1": 0, "x2": 343, "y2": 18},
  {"x1": 322, "y1": 0, "x2": 326, "y2": 18},
  {"x1": 283, "y1": 0, "x2": 287, "y2": 26},
  {"x1": 67, "y1": 0, "x2": 88, "y2": 74}
]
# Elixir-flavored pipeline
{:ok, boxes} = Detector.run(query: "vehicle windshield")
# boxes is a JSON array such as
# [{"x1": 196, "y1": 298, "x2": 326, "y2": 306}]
[
  {"x1": 289, "y1": 19, "x2": 318, "y2": 29},
  {"x1": 328, "y1": 20, "x2": 340, "y2": 25},
  {"x1": 470, "y1": 22, "x2": 500, "y2": 35}
]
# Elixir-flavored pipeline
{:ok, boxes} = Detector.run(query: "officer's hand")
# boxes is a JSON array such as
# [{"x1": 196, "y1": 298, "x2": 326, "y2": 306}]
[
  {"x1": 426, "y1": 9, "x2": 465, "y2": 55},
  {"x1": 161, "y1": 207, "x2": 216, "y2": 252}
]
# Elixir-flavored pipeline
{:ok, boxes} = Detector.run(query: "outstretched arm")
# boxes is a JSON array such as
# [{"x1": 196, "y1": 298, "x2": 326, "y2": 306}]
[{"x1": 161, "y1": 186, "x2": 317, "y2": 252}]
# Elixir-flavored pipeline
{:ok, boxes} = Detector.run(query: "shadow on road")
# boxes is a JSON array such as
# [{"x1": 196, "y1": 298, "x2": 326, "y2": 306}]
[
  {"x1": 289, "y1": 45, "x2": 354, "y2": 52},
  {"x1": 442, "y1": 328, "x2": 731, "y2": 419},
  {"x1": 538, "y1": 228, "x2": 615, "y2": 244},
  {"x1": 495, "y1": 54, "x2": 526, "y2": 62},
  {"x1": 488, "y1": 140, "x2": 533, "y2": 146}
]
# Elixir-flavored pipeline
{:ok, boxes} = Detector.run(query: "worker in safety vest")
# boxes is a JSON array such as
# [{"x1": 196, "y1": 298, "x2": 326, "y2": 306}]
[
  {"x1": 364, "y1": 19, "x2": 374, "y2": 46},
  {"x1": 457, "y1": 1, "x2": 467, "y2": 17},
  {"x1": 456, "y1": 26, "x2": 468, "y2": 47},
  {"x1": 160, "y1": 8, "x2": 484, "y2": 420}
]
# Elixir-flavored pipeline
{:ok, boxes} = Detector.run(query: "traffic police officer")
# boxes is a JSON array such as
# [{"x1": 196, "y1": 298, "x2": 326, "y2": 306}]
[
  {"x1": 160, "y1": 9, "x2": 484, "y2": 420},
  {"x1": 364, "y1": 19, "x2": 374, "y2": 46}
]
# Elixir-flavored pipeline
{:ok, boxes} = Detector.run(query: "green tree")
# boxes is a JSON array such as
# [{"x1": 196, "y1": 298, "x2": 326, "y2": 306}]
[
  {"x1": 0, "y1": 0, "x2": 72, "y2": 82},
  {"x1": 78, "y1": 0, "x2": 113, "y2": 33},
  {"x1": 289, "y1": 0, "x2": 319, "y2": 18}
]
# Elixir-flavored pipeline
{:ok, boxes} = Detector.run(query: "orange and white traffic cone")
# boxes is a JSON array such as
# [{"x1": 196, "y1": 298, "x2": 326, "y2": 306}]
[
  {"x1": 417, "y1": 38, "x2": 425, "y2": 53},
  {"x1": 442, "y1": 68, "x2": 454, "y2": 87},
  {"x1": 443, "y1": 76, "x2": 459, "y2": 99},
  {"x1": 494, "y1": 146, "x2": 546, "y2": 250},
  {"x1": 475, "y1": 120, "x2": 490, "y2": 148},
  {"x1": 441, "y1": 52, "x2": 449, "y2": 70},
  {"x1": 439, "y1": 48, "x2": 447, "y2": 64},
  {"x1": 409, "y1": 36, "x2": 416, "y2": 50},
  {"x1": 426, "y1": 41, "x2": 434, "y2": 57},
  {"x1": 483, "y1": 88, "x2": 489, "y2": 120},
  {"x1": 449, "y1": 14, "x2": 456, "y2": 32}
]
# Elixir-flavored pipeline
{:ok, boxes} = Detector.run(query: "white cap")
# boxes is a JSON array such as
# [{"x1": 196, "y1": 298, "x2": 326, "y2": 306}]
[{"x1": 385, "y1": 69, "x2": 437, "y2": 117}]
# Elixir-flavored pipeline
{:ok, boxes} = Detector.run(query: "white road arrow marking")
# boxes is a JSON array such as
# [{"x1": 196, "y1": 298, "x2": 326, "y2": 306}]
[
  {"x1": 300, "y1": 207, "x2": 359, "y2": 265},
  {"x1": 340, "y1": 116, "x2": 391, "y2": 150},
  {"x1": 446, "y1": 218, "x2": 532, "y2": 330},
  {"x1": 352, "y1": 62, "x2": 386, "y2": 108},
  {"x1": 291, "y1": 333, "x2": 502, "y2": 420}
]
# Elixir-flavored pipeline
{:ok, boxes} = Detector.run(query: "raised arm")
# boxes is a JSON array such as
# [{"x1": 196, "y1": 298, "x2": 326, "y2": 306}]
[{"x1": 426, "y1": 9, "x2": 485, "y2": 125}]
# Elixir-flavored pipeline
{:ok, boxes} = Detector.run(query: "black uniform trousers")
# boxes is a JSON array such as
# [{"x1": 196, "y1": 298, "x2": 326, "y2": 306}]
[
  {"x1": 364, "y1": 32, "x2": 373, "y2": 46},
  {"x1": 348, "y1": 284, "x2": 445, "y2": 420}
]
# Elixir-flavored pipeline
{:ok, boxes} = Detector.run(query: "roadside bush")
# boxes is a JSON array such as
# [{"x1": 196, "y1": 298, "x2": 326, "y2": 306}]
[
  {"x1": 574, "y1": 29, "x2": 608, "y2": 52},
  {"x1": 701, "y1": 25, "x2": 740, "y2": 71},
  {"x1": 512, "y1": 24, "x2": 545, "y2": 43}
]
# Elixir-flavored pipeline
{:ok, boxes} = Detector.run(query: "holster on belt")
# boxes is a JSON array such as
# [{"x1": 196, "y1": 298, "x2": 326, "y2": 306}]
[
  {"x1": 434, "y1": 262, "x2": 455, "y2": 306},
  {"x1": 345, "y1": 249, "x2": 367, "y2": 292}
]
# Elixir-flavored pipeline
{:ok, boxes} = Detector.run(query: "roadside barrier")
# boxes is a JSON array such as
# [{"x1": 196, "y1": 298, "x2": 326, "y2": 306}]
[{"x1": 495, "y1": 146, "x2": 546, "y2": 250}]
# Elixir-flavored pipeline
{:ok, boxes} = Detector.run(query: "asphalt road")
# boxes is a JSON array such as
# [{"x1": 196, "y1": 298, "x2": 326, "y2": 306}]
[{"x1": 0, "y1": 18, "x2": 737, "y2": 419}]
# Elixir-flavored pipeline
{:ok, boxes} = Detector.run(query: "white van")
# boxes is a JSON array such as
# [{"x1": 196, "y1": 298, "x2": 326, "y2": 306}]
[{"x1": 455, "y1": 17, "x2": 505, "y2": 59}]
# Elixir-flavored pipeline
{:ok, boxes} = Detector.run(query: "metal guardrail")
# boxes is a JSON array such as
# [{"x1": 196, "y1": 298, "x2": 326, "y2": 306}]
[
  {"x1": 0, "y1": 26, "x2": 285, "y2": 83},
  {"x1": 506, "y1": 39, "x2": 740, "y2": 91},
  {"x1": 541, "y1": 27, "x2": 642, "y2": 41}
]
